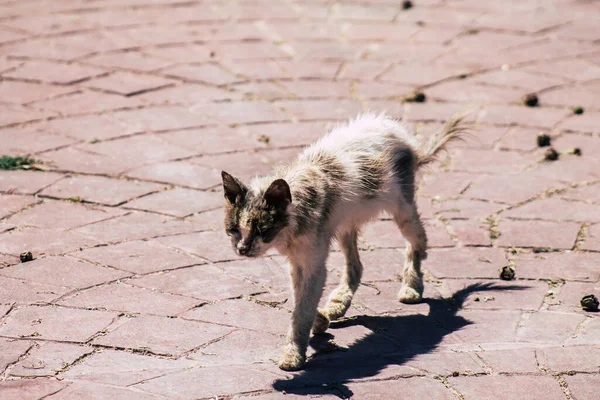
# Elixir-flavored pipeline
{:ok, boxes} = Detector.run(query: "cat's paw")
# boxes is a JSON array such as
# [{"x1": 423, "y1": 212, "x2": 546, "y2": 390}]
[
  {"x1": 398, "y1": 286, "x2": 422, "y2": 304},
  {"x1": 312, "y1": 309, "x2": 330, "y2": 334},
  {"x1": 277, "y1": 343, "x2": 306, "y2": 371}
]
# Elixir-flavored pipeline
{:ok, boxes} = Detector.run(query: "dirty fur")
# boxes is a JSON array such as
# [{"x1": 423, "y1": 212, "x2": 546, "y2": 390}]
[{"x1": 221, "y1": 112, "x2": 472, "y2": 371}]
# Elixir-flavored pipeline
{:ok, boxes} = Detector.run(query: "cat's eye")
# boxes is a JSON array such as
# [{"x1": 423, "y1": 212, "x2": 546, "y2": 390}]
[{"x1": 227, "y1": 227, "x2": 240, "y2": 235}]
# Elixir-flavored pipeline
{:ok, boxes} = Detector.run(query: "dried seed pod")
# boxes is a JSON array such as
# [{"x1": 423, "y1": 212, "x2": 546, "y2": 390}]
[
  {"x1": 402, "y1": 0, "x2": 413, "y2": 10},
  {"x1": 523, "y1": 94, "x2": 539, "y2": 107},
  {"x1": 500, "y1": 266, "x2": 515, "y2": 281},
  {"x1": 544, "y1": 148, "x2": 559, "y2": 161},
  {"x1": 405, "y1": 91, "x2": 426, "y2": 103},
  {"x1": 20, "y1": 251, "x2": 33, "y2": 263},
  {"x1": 580, "y1": 294, "x2": 599, "y2": 312},
  {"x1": 573, "y1": 106, "x2": 584, "y2": 115},
  {"x1": 536, "y1": 134, "x2": 551, "y2": 147}
]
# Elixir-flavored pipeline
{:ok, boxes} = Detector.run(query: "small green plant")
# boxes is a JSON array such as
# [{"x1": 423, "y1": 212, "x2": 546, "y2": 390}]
[{"x1": 0, "y1": 156, "x2": 39, "y2": 170}]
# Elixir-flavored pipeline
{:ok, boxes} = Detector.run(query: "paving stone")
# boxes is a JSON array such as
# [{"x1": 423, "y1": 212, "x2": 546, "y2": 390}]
[
  {"x1": 40, "y1": 175, "x2": 163, "y2": 206},
  {"x1": 524, "y1": 59, "x2": 600, "y2": 83},
  {"x1": 134, "y1": 365, "x2": 280, "y2": 399},
  {"x1": 157, "y1": 230, "x2": 242, "y2": 262},
  {"x1": 6, "y1": 199, "x2": 125, "y2": 229},
  {"x1": 59, "y1": 282, "x2": 199, "y2": 316},
  {"x1": 10, "y1": 342, "x2": 92, "y2": 377},
  {"x1": 4, "y1": 61, "x2": 107, "y2": 84},
  {"x1": 124, "y1": 187, "x2": 223, "y2": 217},
  {"x1": 0, "y1": 380, "x2": 67, "y2": 400},
  {"x1": 515, "y1": 252, "x2": 600, "y2": 282},
  {"x1": 0, "y1": 227, "x2": 100, "y2": 256},
  {"x1": 518, "y1": 312, "x2": 585, "y2": 344},
  {"x1": 449, "y1": 219, "x2": 491, "y2": 246},
  {"x1": 538, "y1": 345, "x2": 600, "y2": 373},
  {"x1": 0, "y1": 194, "x2": 38, "y2": 219},
  {"x1": 582, "y1": 224, "x2": 600, "y2": 252},
  {"x1": 550, "y1": 281, "x2": 600, "y2": 314},
  {"x1": 129, "y1": 264, "x2": 260, "y2": 301},
  {"x1": 565, "y1": 374, "x2": 600, "y2": 400},
  {"x1": 84, "y1": 51, "x2": 175, "y2": 72},
  {"x1": 433, "y1": 199, "x2": 502, "y2": 220},
  {"x1": 0, "y1": 103, "x2": 56, "y2": 127},
  {"x1": 0, "y1": 256, "x2": 128, "y2": 289},
  {"x1": 504, "y1": 197, "x2": 600, "y2": 223},
  {"x1": 85, "y1": 72, "x2": 175, "y2": 96},
  {"x1": 217, "y1": 257, "x2": 290, "y2": 291},
  {"x1": 200, "y1": 100, "x2": 290, "y2": 124},
  {"x1": 277, "y1": 99, "x2": 362, "y2": 121},
  {"x1": 569, "y1": 316, "x2": 600, "y2": 346},
  {"x1": 427, "y1": 80, "x2": 524, "y2": 104},
  {"x1": 498, "y1": 126, "x2": 552, "y2": 152},
  {"x1": 162, "y1": 63, "x2": 242, "y2": 86},
  {"x1": 137, "y1": 83, "x2": 240, "y2": 104},
  {"x1": 496, "y1": 220, "x2": 581, "y2": 249},
  {"x1": 533, "y1": 156, "x2": 600, "y2": 183},
  {"x1": 47, "y1": 381, "x2": 165, "y2": 400},
  {"x1": 182, "y1": 298, "x2": 290, "y2": 335},
  {"x1": 448, "y1": 148, "x2": 533, "y2": 174},
  {"x1": 32, "y1": 90, "x2": 141, "y2": 115},
  {"x1": 0, "y1": 80, "x2": 74, "y2": 104},
  {"x1": 418, "y1": 172, "x2": 474, "y2": 198},
  {"x1": 477, "y1": 348, "x2": 539, "y2": 373},
  {"x1": 327, "y1": 248, "x2": 405, "y2": 283},
  {"x1": 558, "y1": 111, "x2": 600, "y2": 134},
  {"x1": 361, "y1": 219, "x2": 455, "y2": 249},
  {"x1": 0, "y1": 337, "x2": 32, "y2": 372},
  {"x1": 0, "y1": 276, "x2": 68, "y2": 303},
  {"x1": 449, "y1": 375, "x2": 566, "y2": 400},
  {"x1": 61, "y1": 349, "x2": 196, "y2": 386},
  {"x1": 126, "y1": 161, "x2": 222, "y2": 190},
  {"x1": 0, "y1": 306, "x2": 116, "y2": 342},
  {"x1": 424, "y1": 247, "x2": 507, "y2": 279},
  {"x1": 0, "y1": 128, "x2": 76, "y2": 156},
  {"x1": 347, "y1": 377, "x2": 454, "y2": 400},
  {"x1": 94, "y1": 315, "x2": 232, "y2": 356},
  {"x1": 553, "y1": 134, "x2": 600, "y2": 161},
  {"x1": 465, "y1": 171, "x2": 565, "y2": 204},
  {"x1": 159, "y1": 126, "x2": 263, "y2": 154}
]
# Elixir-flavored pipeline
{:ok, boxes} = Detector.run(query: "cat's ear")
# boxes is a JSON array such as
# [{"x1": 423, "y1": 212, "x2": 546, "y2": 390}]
[
  {"x1": 264, "y1": 179, "x2": 292, "y2": 209},
  {"x1": 221, "y1": 171, "x2": 246, "y2": 204}
]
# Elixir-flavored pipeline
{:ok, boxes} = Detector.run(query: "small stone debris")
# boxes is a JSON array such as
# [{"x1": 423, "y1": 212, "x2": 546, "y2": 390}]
[
  {"x1": 452, "y1": 371, "x2": 460, "y2": 377},
  {"x1": 20, "y1": 251, "x2": 33, "y2": 263},
  {"x1": 523, "y1": 94, "x2": 539, "y2": 107},
  {"x1": 564, "y1": 148, "x2": 582, "y2": 156},
  {"x1": 544, "y1": 148, "x2": 559, "y2": 161},
  {"x1": 573, "y1": 106, "x2": 584, "y2": 115},
  {"x1": 257, "y1": 134, "x2": 271, "y2": 144},
  {"x1": 580, "y1": 294, "x2": 599, "y2": 312},
  {"x1": 210, "y1": 51, "x2": 216, "y2": 58},
  {"x1": 500, "y1": 266, "x2": 515, "y2": 281},
  {"x1": 537, "y1": 133, "x2": 551, "y2": 147},
  {"x1": 473, "y1": 296, "x2": 480, "y2": 302},
  {"x1": 402, "y1": 0, "x2": 413, "y2": 10},
  {"x1": 405, "y1": 91, "x2": 426, "y2": 103}
]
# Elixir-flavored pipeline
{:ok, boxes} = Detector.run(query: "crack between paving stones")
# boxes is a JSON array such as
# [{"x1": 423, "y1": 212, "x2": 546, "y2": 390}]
[{"x1": 0, "y1": 341, "x2": 38, "y2": 380}]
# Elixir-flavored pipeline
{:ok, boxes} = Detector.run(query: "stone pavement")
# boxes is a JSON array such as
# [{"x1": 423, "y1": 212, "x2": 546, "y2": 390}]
[{"x1": 1, "y1": 0, "x2": 600, "y2": 398}]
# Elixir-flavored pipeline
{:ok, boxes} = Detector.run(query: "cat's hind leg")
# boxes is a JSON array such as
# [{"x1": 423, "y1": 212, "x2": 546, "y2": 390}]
[
  {"x1": 393, "y1": 204, "x2": 428, "y2": 304},
  {"x1": 314, "y1": 229, "x2": 363, "y2": 333}
]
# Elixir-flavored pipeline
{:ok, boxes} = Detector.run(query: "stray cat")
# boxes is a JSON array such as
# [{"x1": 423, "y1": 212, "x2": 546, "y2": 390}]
[{"x1": 221, "y1": 113, "x2": 471, "y2": 371}]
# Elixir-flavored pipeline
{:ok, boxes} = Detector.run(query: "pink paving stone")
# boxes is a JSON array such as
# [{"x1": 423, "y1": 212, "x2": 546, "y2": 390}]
[
  {"x1": 0, "y1": 227, "x2": 100, "y2": 256},
  {"x1": 0, "y1": 338, "x2": 31, "y2": 371},
  {"x1": 496, "y1": 219, "x2": 581, "y2": 249},
  {"x1": 10, "y1": 342, "x2": 91, "y2": 377},
  {"x1": 182, "y1": 298, "x2": 290, "y2": 335},
  {"x1": 84, "y1": 51, "x2": 175, "y2": 72},
  {"x1": 0, "y1": 380, "x2": 67, "y2": 400},
  {"x1": 465, "y1": 171, "x2": 565, "y2": 204},
  {"x1": 0, "y1": 256, "x2": 128, "y2": 289},
  {"x1": 449, "y1": 375, "x2": 566, "y2": 400},
  {"x1": 215, "y1": 42, "x2": 289, "y2": 61},
  {"x1": 40, "y1": 175, "x2": 163, "y2": 206},
  {"x1": 477, "y1": 348, "x2": 539, "y2": 373},
  {"x1": 6, "y1": 199, "x2": 125, "y2": 229},
  {"x1": 129, "y1": 264, "x2": 260, "y2": 301},
  {"x1": 0, "y1": 103, "x2": 56, "y2": 127},
  {"x1": 504, "y1": 197, "x2": 600, "y2": 223},
  {"x1": 198, "y1": 100, "x2": 290, "y2": 125},
  {"x1": 0, "y1": 81, "x2": 74, "y2": 104},
  {"x1": 582, "y1": 224, "x2": 600, "y2": 252},
  {"x1": 433, "y1": 199, "x2": 502, "y2": 219},
  {"x1": 0, "y1": 128, "x2": 77, "y2": 155},
  {"x1": 76, "y1": 133, "x2": 196, "y2": 168},
  {"x1": 3, "y1": 61, "x2": 107, "y2": 85},
  {"x1": 134, "y1": 365, "x2": 280, "y2": 399},
  {"x1": 32, "y1": 90, "x2": 141, "y2": 115},
  {"x1": 187, "y1": 207, "x2": 224, "y2": 231},
  {"x1": 162, "y1": 63, "x2": 242, "y2": 86},
  {"x1": 71, "y1": 211, "x2": 202, "y2": 243},
  {"x1": 276, "y1": 99, "x2": 362, "y2": 121},
  {"x1": 0, "y1": 306, "x2": 116, "y2": 342},
  {"x1": 570, "y1": 317, "x2": 600, "y2": 346},
  {"x1": 124, "y1": 187, "x2": 223, "y2": 217},
  {"x1": 380, "y1": 64, "x2": 469, "y2": 86},
  {"x1": 404, "y1": 350, "x2": 487, "y2": 375},
  {"x1": 93, "y1": 314, "x2": 232, "y2": 356},
  {"x1": 0, "y1": 194, "x2": 38, "y2": 219},
  {"x1": 355, "y1": 82, "x2": 415, "y2": 100},
  {"x1": 550, "y1": 281, "x2": 600, "y2": 314},
  {"x1": 0, "y1": 275, "x2": 68, "y2": 303},
  {"x1": 58, "y1": 282, "x2": 199, "y2": 316},
  {"x1": 439, "y1": 279, "x2": 547, "y2": 311},
  {"x1": 327, "y1": 248, "x2": 405, "y2": 283},
  {"x1": 280, "y1": 79, "x2": 350, "y2": 99},
  {"x1": 39, "y1": 146, "x2": 142, "y2": 176},
  {"x1": 524, "y1": 59, "x2": 600, "y2": 83},
  {"x1": 110, "y1": 106, "x2": 216, "y2": 132},
  {"x1": 145, "y1": 44, "x2": 214, "y2": 64},
  {"x1": 449, "y1": 219, "x2": 491, "y2": 246},
  {"x1": 85, "y1": 72, "x2": 176, "y2": 96},
  {"x1": 347, "y1": 377, "x2": 455, "y2": 400},
  {"x1": 159, "y1": 126, "x2": 264, "y2": 154},
  {"x1": 516, "y1": 252, "x2": 600, "y2": 282},
  {"x1": 518, "y1": 312, "x2": 584, "y2": 344},
  {"x1": 565, "y1": 374, "x2": 600, "y2": 400},
  {"x1": 472, "y1": 69, "x2": 567, "y2": 92},
  {"x1": 39, "y1": 114, "x2": 143, "y2": 141},
  {"x1": 542, "y1": 84, "x2": 600, "y2": 110},
  {"x1": 448, "y1": 148, "x2": 534, "y2": 174},
  {"x1": 426, "y1": 80, "x2": 523, "y2": 104},
  {"x1": 361, "y1": 218, "x2": 455, "y2": 249},
  {"x1": 418, "y1": 171, "x2": 474, "y2": 198},
  {"x1": 75, "y1": 239, "x2": 201, "y2": 275},
  {"x1": 498, "y1": 126, "x2": 550, "y2": 152},
  {"x1": 61, "y1": 349, "x2": 196, "y2": 386},
  {"x1": 126, "y1": 161, "x2": 222, "y2": 190},
  {"x1": 137, "y1": 83, "x2": 240, "y2": 104},
  {"x1": 46, "y1": 381, "x2": 165, "y2": 400},
  {"x1": 479, "y1": 104, "x2": 569, "y2": 129},
  {"x1": 157, "y1": 230, "x2": 241, "y2": 262},
  {"x1": 217, "y1": 257, "x2": 290, "y2": 291},
  {"x1": 553, "y1": 134, "x2": 600, "y2": 161},
  {"x1": 534, "y1": 156, "x2": 600, "y2": 183},
  {"x1": 559, "y1": 111, "x2": 600, "y2": 133},
  {"x1": 446, "y1": 310, "x2": 522, "y2": 343},
  {"x1": 538, "y1": 345, "x2": 600, "y2": 373}
]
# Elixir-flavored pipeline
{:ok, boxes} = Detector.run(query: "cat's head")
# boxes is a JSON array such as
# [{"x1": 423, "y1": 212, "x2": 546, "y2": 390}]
[{"x1": 221, "y1": 171, "x2": 292, "y2": 257}]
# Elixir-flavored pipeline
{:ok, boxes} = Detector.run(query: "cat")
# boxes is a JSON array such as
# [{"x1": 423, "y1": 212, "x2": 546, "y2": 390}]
[{"x1": 221, "y1": 112, "x2": 471, "y2": 371}]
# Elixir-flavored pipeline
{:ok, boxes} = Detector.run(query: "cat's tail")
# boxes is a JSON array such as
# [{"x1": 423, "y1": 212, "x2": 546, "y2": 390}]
[{"x1": 416, "y1": 112, "x2": 474, "y2": 168}]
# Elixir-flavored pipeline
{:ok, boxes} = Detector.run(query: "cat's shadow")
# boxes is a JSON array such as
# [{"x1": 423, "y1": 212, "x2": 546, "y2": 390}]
[{"x1": 272, "y1": 283, "x2": 526, "y2": 397}]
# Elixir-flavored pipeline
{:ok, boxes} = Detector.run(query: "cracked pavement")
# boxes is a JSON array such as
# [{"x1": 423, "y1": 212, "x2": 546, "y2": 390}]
[{"x1": 1, "y1": 0, "x2": 600, "y2": 399}]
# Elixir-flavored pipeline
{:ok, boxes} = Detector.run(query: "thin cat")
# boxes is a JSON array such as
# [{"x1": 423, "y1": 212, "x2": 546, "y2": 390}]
[{"x1": 221, "y1": 113, "x2": 471, "y2": 371}]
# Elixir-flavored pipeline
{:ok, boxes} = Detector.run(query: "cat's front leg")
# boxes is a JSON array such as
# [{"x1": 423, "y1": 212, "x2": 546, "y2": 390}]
[{"x1": 278, "y1": 251, "x2": 327, "y2": 371}]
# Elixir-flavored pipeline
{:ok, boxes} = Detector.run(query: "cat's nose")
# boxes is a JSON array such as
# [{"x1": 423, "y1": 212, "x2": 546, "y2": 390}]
[{"x1": 237, "y1": 243, "x2": 250, "y2": 255}]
